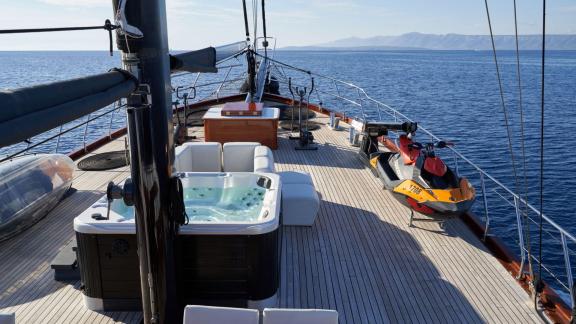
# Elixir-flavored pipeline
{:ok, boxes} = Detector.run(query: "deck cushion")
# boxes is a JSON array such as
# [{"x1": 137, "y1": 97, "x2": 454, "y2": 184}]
[
  {"x1": 183, "y1": 305, "x2": 259, "y2": 324},
  {"x1": 222, "y1": 142, "x2": 260, "y2": 172},
  {"x1": 254, "y1": 145, "x2": 275, "y2": 173},
  {"x1": 174, "y1": 142, "x2": 222, "y2": 172},
  {"x1": 278, "y1": 171, "x2": 313, "y2": 185},
  {"x1": 263, "y1": 308, "x2": 338, "y2": 324},
  {"x1": 281, "y1": 183, "x2": 320, "y2": 226}
]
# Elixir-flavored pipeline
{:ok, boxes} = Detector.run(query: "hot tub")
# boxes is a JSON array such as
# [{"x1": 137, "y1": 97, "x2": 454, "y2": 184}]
[{"x1": 74, "y1": 172, "x2": 281, "y2": 311}]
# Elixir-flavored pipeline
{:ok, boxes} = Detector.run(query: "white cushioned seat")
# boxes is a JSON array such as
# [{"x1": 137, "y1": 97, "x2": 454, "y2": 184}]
[
  {"x1": 254, "y1": 145, "x2": 275, "y2": 173},
  {"x1": 263, "y1": 308, "x2": 338, "y2": 324},
  {"x1": 183, "y1": 305, "x2": 259, "y2": 324},
  {"x1": 279, "y1": 171, "x2": 320, "y2": 226},
  {"x1": 223, "y1": 142, "x2": 275, "y2": 173},
  {"x1": 278, "y1": 171, "x2": 313, "y2": 185},
  {"x1": 174, "y1": 142, "x2": 222, "y2": 172},
  {"x1": 223, "y1": 142, "x2": 260, "y2": 172}
]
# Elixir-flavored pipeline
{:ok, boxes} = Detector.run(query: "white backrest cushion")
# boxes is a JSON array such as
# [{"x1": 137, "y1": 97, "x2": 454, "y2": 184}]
[
  {"x1": 263, "y1": 308, "x2": 338, "y2": 324},
  {"x1": 174, "y1": 142, "x2": 222, "y2": 172},
  {"x1": 253, "y1": 145, "x2": 275, "y2": 173},
  {"x1": 174, "y1": 145, "x2": 193, "y2": 172},
  {"x1": 222, "y1": 142, "x2": 260, "y2": 172},
  {"x1": 183, "y1": 305, "x2": 259, "y2": 324}
]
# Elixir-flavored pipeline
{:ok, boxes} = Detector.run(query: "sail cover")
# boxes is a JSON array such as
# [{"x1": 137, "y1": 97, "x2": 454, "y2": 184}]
[
  {"x1": 170, "y1": 41, "x2": 247, "y2": 73},
  {"x1": 0, "y1": 69, "x2": 137, "y2": 148}
]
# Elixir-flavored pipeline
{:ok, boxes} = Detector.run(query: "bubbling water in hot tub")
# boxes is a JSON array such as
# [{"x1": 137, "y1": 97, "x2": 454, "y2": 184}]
[
  {"x1": 112, "y1": 185, "x2": 267, "y2": 223},
  {"x1": 183, "y1": 186, "x2": 266, "y2": 222}
]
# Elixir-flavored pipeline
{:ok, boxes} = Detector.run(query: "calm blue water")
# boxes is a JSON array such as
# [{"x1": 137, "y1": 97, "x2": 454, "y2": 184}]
[{"x1": 1, "y1": 50, "x2": 575, "y2": 293}]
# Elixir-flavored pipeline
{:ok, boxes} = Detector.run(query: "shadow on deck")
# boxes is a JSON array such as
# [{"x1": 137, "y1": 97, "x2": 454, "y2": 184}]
[{"x1": 281, "y1": 200, "x2": 486, "y2": 323}]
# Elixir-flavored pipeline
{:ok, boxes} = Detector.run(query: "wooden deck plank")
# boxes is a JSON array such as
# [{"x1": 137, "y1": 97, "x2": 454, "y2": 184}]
[{"x1": 0, "y1": 120, "x2": 545, "y2": 323}]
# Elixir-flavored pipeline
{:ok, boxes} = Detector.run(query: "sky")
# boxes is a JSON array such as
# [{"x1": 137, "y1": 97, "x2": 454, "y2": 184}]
[{"x1": 0, "y1": 0, "x2": 574, "y2": 50}]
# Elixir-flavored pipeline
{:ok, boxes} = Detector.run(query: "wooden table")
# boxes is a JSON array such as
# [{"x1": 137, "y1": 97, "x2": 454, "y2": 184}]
[{"x1": 203, "y1": 107, "x2": 280, "y2": 149}]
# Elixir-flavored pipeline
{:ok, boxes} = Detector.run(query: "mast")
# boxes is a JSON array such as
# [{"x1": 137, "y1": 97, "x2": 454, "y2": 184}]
[{"x1": 111, "y1": 0, "x2": 178, "y2": 323}]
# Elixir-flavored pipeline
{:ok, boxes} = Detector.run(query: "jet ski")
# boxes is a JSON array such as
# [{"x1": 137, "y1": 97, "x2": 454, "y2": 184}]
[{"x1": 358, "y1": 120, "x2": 475, "y2": 220}]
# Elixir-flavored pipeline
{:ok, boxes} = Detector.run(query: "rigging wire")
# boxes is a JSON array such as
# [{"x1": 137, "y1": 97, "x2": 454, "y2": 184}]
[
  {"x1": 252, "y1": 0, "x2": 259, "y2": 50},
  {"x1": 0, "y1": 20, "x2": 119, "y2": 55},
  {"x1": 483, "y1": 0, "x2": 522, "y2": 217},
  {"x1": 241, "y1": 0, "x2": 251, "y2": 42},
  {"x1": 535, "y1": 0, "x2": 547, "y2": 306},
  {"x1": 0, "y1": 21, "x2": 118, "y2": 34},
  {"x1": 261, "y1": 0, "x2": 269, "y2": 57},
  {"x1": 512, "y1": 0, "x2": 534, "y2": 285}
]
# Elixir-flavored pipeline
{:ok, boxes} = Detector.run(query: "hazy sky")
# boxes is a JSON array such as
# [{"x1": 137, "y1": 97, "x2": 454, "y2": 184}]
[{"x1": 0, "y1": 0, "x2": 574, "y2": 50}]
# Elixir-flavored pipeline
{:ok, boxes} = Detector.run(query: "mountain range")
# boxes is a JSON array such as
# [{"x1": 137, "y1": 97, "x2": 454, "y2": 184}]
[{"x1": 283, "y1": 32, "x2": 576, "y2": 51}]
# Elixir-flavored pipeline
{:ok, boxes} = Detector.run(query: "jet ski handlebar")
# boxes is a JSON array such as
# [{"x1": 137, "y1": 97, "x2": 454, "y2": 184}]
[
  {"x1": 363, "y1": 121, "x2": 417, "y2": 136},
  {"x1": 408, "y1": 141, "x2": 454, "y2": 150},
  {"x1": 435, "y1": 141, "x2": 454, "y2": 149}
]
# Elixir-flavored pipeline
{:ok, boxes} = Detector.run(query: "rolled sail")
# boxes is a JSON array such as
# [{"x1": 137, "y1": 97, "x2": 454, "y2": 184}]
[
  {"x1": 170, "y1": 41, "x2": 247, "y2": 73},
  {"x1": 0, "y1": 69, "x2": 137, "y2": 148}
]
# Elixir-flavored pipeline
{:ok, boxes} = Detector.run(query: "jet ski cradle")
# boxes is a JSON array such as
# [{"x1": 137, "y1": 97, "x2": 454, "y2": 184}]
[{"x1": 357, "y1": 119, "x2": 475, "y2": 226}]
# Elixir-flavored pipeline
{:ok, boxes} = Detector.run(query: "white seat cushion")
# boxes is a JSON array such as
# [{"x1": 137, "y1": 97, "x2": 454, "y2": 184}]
[
  {"x1": 281, "y1": 184, "x2": 320, "y2": 226},
  {"x1": 222, "y1": 142, "x2": 260, "y2": 172},
  {"x1": 183, "y1": 305, "x2": 259, "y2": 324},
  {"x1": 278, "y1": 171, "x2": 313, "y2": 185},
  {"x1": 174, "y1": 142, "x2": 222, "y2": 172},
  {"x1": 254, "y1": 146, "x2": 275, "y2": 173},
  {"x1": 263, "y1": 308, "x2": 338, "y2": 324}
]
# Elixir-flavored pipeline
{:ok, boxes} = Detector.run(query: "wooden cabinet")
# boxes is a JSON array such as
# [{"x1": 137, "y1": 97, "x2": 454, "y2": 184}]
[{"x1": 203, "y1": 107, "x2": 279, "y2": 149}]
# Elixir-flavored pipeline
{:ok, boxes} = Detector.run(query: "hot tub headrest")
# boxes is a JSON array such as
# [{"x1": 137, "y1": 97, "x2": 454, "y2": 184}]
[
  {"x1": 175, "y1": 142, "x2": 222, "y2": 172},
  {"x1": 174, "y1": 141, "x2": 275, "y2": 173}
]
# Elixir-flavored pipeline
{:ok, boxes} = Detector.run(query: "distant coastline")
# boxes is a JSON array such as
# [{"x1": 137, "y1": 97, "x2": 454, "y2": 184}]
[{"x1": 281, "y1": 32, "x2": 576, "y2": 51}]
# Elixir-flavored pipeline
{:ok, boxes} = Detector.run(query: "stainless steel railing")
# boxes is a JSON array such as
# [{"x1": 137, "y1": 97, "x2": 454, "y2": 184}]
[
  {"x1": 0, "y1": 100, "x2": 127, "y2": 163},
  {"x1": 3, "y1": 51, "x2": 573, "y2": 305},
  {"x1": 268, "y1": 60, "x2": 576, "y2": 305}
]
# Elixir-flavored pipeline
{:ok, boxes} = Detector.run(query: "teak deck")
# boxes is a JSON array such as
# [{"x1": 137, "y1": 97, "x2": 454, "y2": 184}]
[{"x1": 0, "y1": 116, "x2": 544, "y2": 323}]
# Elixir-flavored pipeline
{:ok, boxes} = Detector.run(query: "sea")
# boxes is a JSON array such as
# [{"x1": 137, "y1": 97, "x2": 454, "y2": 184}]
[{"x1": 1, "y1": 50, "x2": 575, "y2": 297}]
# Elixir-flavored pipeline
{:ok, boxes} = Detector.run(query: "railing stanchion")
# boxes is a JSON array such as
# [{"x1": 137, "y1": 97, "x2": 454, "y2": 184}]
[
  {"x1": 188, "y1": 73, "x2": 201, "y2": 99},
  {"x1": 333, "y1": 80, "x2": 341, "y2": 98},
  {"x1": 561, "y1": 233, "x2": 574, "y2": 307},
  {"x1": 356, "y1": 88, "x2": 366, "y2": 121},
  {"x1": 452, "y1": 150, "x2": 459, "y2": 176},
  {"x1": 108, "y1": 103, "x2": 118, "y2": 139},
  {"x1": 216, "y1": 66, "x2": 233, "y2": 100},
  {"x1": 82, "y1": 113, "x2": 91, "y2": 153},
  {"x1": 480, "y1": 171, "x2": 490, "y2": 240},
  {"x1": 375, "y1": 102, "x2": 382, "y2": 120},
  {"x1": 54, "y1": 124, "x2": 64, "y2": 153},
  {"x1": 514, "y1": 196, "x2": 527, "y2": 279}
]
